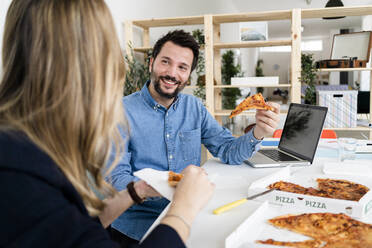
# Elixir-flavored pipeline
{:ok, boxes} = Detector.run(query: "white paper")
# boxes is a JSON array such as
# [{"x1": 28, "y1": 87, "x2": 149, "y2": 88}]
[
  {"x1": 135, "y1": 168, "x2": 218, "y2": 244},
  {"x1": 133, "y1": 168, "x2": 175, "y2": 201}
]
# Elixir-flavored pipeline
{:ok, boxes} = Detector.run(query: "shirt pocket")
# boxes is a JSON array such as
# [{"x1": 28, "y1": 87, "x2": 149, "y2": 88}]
[{"x1": 179, "y1": 128, "x2": 201, "y2": 161}]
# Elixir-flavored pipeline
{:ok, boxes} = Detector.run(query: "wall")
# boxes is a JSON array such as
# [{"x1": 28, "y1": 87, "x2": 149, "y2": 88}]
[{"x1": 105, "y1": 0, "x2": 239, "y2": 49}]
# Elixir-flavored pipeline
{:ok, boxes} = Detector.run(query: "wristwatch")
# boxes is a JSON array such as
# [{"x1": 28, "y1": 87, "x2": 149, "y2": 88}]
[{"x1": 127, "y1": 181, "x2": 145, "y2": 204}]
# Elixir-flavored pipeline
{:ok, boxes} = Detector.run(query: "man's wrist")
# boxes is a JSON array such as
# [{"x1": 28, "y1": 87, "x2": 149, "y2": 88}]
[{"x1": 252, "y1": 127, "x2": 264, "y2": 140}]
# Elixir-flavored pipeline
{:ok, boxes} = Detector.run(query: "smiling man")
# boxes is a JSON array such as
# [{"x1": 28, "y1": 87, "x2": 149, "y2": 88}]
[{"x1": 109, "y1": 30, "x2": 280, "y2": 246}]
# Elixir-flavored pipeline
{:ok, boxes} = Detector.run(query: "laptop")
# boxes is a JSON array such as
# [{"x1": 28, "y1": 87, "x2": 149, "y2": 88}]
[{"x1": 245, "y1": 103, "x2": 328, "y2": 168}]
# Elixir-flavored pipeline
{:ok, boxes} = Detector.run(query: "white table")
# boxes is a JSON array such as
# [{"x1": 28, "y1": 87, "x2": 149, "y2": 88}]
[{"x1": 186, "y1": 143, "x2": 372, "y2": 247}]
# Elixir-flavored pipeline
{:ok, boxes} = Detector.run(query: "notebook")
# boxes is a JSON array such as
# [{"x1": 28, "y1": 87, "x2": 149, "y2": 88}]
[{"x1": 245, "y1": 103, "x2": 328, "y2": 168}]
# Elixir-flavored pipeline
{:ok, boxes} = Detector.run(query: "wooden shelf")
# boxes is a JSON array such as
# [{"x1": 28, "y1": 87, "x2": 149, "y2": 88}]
[
  {"x1": 214, "y1": 40, "x2": 291, "y2": 49},
  {"x1": 302, "y1": 6, "x2": 372, "y2": 19},
  {"x1": 213, "y1": 10, "x2": 292, "y2": 24},
  {"x1": 214, "y1": 109, "x2": 288, "y2": 117},
  {"x1": 318, "y1": 68, "x2": 372, "y2": 72},
  {"x1": 133, "y1": 45, "x2": 205, "y2": 53},
  {"x1": 133, "y1": 47, "x2": 152, "y2": 53},
  {"x1": 132, "y1": 16, "x2": 204, "y2": 28},
  {"x1": 214, "y1": 84, "x2": 291, "y2": 88}
]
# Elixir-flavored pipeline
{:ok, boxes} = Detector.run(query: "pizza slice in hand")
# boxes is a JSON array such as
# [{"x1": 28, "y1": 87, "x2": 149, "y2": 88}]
[
  {"x1": 168, "y1": 171, "x2": 183, "y2": 187},
  {"x1": 229, "y1": 93, "x2": 274, "y2": 118}
]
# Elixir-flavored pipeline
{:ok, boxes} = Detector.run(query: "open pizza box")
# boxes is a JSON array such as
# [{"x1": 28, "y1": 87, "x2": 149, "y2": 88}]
[
  {"x1": 247, "y1": 166, "x2": 372, "y2": 219},
  {"x1": 225, "y1": 201, "x2": 372, "y2": 248}
]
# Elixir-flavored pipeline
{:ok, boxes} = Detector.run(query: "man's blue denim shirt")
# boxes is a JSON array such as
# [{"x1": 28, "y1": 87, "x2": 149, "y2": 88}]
[{"x1": 110, "y1": 82, "x2": 261, "y2": 240}]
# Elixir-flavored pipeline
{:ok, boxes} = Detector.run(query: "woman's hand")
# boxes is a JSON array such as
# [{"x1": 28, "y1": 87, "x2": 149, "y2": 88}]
[{"x1": 161, "y1": 165, "x2": 215, "y2": 242}]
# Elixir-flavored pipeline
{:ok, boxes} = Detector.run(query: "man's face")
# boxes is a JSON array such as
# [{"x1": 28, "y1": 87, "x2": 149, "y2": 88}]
[{"x1": 150, "y1": 41, "x2": 193, "y2": 99}]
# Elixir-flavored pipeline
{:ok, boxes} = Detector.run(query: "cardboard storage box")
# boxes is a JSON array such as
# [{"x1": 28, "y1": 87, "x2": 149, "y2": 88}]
[
  {"x1": 247, "y1": 166, "x2": 372, "y2": 219},
  {"x1": 316, "y1": 90, "x2": 357, "y2": 128}
]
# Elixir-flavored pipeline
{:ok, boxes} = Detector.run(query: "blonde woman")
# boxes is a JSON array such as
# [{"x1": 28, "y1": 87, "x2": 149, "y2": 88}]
[{"x1": 0, "y1": 0, "x2": 214, "y2": 247}]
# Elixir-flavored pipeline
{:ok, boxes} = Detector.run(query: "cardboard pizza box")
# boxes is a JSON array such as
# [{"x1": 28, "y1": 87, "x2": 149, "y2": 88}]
[
  {"x1": 225, "y1": 201, "x2": 372, "y2": 248},
  {"x1": 247, "y1": 166, "x2": 372, "y2": 219},
  {"x1": 316, "y1": 31, "x2": 372, "y2": 69},
  {"x1": 225, "y1": 202, "x2": 311, "y2": 248}
]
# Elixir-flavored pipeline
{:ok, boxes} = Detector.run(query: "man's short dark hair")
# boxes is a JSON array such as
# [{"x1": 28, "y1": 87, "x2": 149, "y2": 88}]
[{"x1": 152, "y1": 30, "x2": 199, "y2": 72}]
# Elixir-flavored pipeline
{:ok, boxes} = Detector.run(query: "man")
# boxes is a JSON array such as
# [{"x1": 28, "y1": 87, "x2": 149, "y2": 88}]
[{"x1": 110, "y1": 30, "x2": 280, "y2": 245}]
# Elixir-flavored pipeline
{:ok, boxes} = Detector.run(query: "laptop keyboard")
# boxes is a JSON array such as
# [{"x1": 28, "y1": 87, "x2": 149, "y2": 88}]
[{"x1": 258, "y1": 149, "x2": 300, "y2": 162}]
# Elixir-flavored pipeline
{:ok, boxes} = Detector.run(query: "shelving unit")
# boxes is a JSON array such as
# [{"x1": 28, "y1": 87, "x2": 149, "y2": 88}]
[
  {"x1": 210, "y1": 9, "x2": 302, "y2": 123},
  {"x1": 123, "y1": 5, "x2": 372, "y2": 139}
]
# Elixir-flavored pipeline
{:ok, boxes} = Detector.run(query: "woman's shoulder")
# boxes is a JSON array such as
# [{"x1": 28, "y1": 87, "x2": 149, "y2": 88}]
[{"x1": 0, "y1": 131, "x2": 66, "y2": 186}]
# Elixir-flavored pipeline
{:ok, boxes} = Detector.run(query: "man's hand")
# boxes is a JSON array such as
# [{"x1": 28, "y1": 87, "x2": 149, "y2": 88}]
[{"x1": 253, "y1": 102, "x2": 280, "y2": 140}]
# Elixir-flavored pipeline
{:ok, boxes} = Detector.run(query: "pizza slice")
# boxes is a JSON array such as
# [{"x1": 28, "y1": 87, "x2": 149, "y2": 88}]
[
  {"x1": 168, "y1": 171, "x2": 183, "y2": 187},
  {"x1": 229, "y1": 93, "x2": 274, "y2": 118},
  {"x1": 324, "y1": 223, "x2": 372, "y2": 246},
  {"x1": 316, "y1": 178, "x2": 369, "y2": 201},
  {"x1": 267, "y1": 213, "x2": 355, "y2": 240},
  {"x1": 323, "y1": 224, "x2": 372, "y2": 248},
  {"x1": 257, "y1": 239, "x2": 323, "y2": 248},
  {"x1": 268, "y1": 181, "x2": 310, "y2": 195}
]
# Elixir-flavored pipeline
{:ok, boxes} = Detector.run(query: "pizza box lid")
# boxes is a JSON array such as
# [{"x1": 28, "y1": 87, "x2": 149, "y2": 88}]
[
  {"x1": 225, "y1": 201, "x2": 372, "y2": 248},
  {"x1": 330, "y1": 31, "x2": 372, "y2": 62},
  {"x1": 247, "y1": 166, "x2": 372, "y2": 219}
]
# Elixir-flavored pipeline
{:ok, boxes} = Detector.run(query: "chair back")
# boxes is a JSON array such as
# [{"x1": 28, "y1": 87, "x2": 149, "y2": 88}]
[{"x1": 272, "y1": 129, "x2": 337, "y2": 139}]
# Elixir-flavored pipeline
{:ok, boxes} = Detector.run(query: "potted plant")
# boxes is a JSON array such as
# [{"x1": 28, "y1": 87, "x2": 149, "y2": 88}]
[
  {"x1": 222, "y1": 50, "x2": 243, "y2": 109},
  {"x1": 255, "y1": 59, "x2": 264, "y2": 94},
  {"x1": 123, "y1": 43, "x2": 151, "y2": 96},
  {"x1": 192, "y1": 29, "x2": 206, "y2": 102},
  {"x1": 300, "y1": 53, "x2": 318, "y2": 105}
]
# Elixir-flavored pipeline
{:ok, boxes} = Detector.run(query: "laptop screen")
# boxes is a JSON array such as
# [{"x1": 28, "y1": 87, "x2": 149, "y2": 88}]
[{"x1": 278, "y1": 103, "x2": 328, "y2": 163}]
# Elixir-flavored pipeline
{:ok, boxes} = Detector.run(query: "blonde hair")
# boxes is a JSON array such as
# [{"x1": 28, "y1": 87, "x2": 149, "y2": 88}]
[{"x1": 0, "y1": 0, "x2": 126, "y2": 216}]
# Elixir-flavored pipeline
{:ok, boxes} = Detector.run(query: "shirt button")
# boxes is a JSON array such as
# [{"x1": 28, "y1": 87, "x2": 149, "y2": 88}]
[
  {"x1": 153, "y1": 106, "x2": 156, "y2": 110},
  {"x1": 169, "y1": 155, "x2": 173, "y2": 159},
  {"x1": 166, "y1": 134, "x2": 170, "y2": 138},
  {"x1": 251, "y1": 139, "x2": 254, "y2": 142}
]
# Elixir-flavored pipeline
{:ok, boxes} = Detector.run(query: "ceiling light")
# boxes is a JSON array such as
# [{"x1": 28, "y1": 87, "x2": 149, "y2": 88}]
[{"x1": 323, "y1": 0, "x2": 345, "y2": 19}]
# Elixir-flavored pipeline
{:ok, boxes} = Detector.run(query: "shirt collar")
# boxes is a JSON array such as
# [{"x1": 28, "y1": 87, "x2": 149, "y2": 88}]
[{"x1": 140, "y1": 81, "x2": 182, "y2": 112}]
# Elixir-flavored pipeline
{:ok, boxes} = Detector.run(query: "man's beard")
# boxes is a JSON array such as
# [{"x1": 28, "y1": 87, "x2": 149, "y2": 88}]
[{"x1": 151, "y1": 72, "x2": 187, "y2": 99}]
